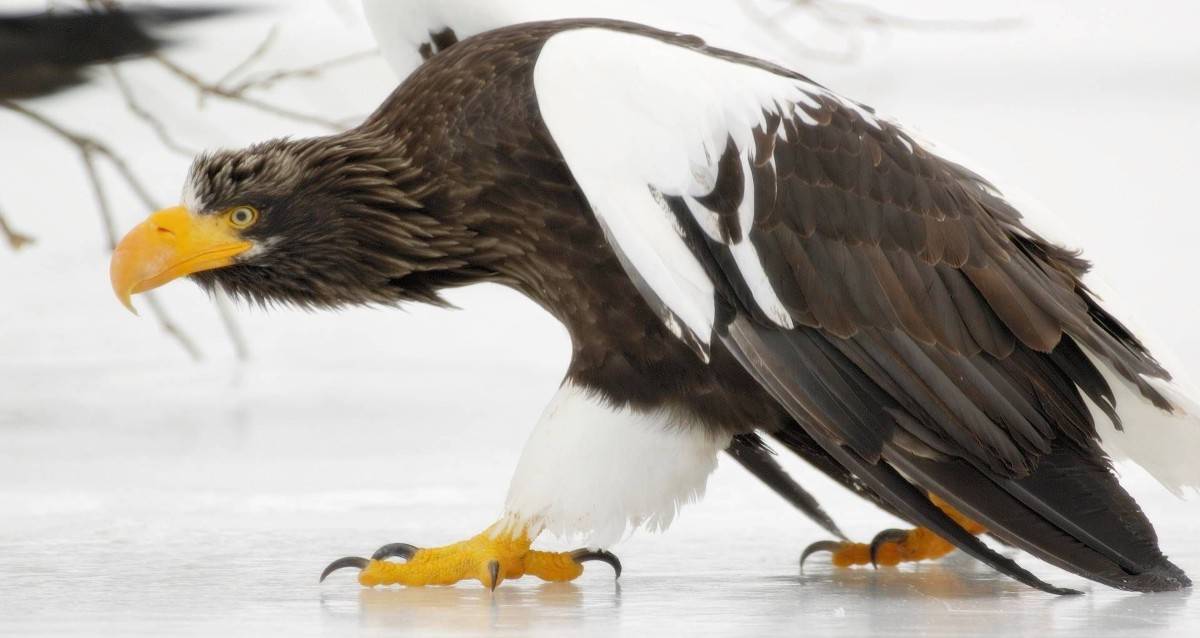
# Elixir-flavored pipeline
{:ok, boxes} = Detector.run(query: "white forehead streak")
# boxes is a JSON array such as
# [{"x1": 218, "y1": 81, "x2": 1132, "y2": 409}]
[{"x1": 182, "y1": 175, "x2": 201, "y2": 212}]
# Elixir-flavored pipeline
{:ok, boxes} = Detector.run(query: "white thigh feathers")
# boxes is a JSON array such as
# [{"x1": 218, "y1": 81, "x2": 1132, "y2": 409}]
[{"x1": 504, "y1": 382, "x2": 730, "y2": 547}]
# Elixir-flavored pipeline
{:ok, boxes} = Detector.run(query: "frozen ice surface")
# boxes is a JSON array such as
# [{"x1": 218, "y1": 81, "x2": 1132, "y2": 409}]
[
  {"x1": 0, "y1": 376, "x2": 1198, "y2": 637},
  {"x1": 3, "y1": 0, "x2": 1200, "y2": 635}
]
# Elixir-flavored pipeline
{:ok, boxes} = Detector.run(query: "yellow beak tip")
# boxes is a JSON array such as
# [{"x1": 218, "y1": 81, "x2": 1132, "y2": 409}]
[
  {"x1": 118, "y1": 293, "x2": 140, "y2": 316},
  {"x1": 108, "y1": 205, "x2": 250, "y2": 314}
]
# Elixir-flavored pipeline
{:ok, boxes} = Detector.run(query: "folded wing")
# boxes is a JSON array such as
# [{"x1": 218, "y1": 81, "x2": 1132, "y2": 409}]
[{"x1": 534, "y1": 24, "x2": 1197, "y2": 592}]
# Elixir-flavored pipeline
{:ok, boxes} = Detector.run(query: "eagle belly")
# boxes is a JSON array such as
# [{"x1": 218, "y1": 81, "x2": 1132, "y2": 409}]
[{"x1": 502, "y1": 381, "x2": 731, "y2": 548}]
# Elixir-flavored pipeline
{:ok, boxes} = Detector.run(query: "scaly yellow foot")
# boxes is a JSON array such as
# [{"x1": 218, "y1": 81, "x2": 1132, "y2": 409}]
[
  {"x1": 319, "y1": 524, "x2": 621, "y2": 589},
  {"x1": 801, "y1": 494, "x2": 987, "y2": 570}
]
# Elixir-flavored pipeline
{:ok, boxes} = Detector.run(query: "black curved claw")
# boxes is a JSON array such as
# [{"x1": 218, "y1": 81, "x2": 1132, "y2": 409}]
[
  {"x1": 371, "y1": 542, "x2": 418, "y2": 561},
  {"x1": 487, "y1": 560, "x2": 501, "y2": 591},
  {"x1": 570, "y1": 548, "x2": 623, "y2": 579},
  {"x1": 320, "y1": 556, "x2": 370, "y2": 582},
  {"x1": 869, "y1": 529, "x2": 911, "y2": 569},
  {"x1": 799, "y1": 540, "x2": 845, "y2": 574}
]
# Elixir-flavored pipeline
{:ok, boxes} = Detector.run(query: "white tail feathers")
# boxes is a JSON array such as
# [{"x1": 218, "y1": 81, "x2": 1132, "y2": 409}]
[{"x1": 1084, "y1": 349, "x2": 1200, "y2": 497}]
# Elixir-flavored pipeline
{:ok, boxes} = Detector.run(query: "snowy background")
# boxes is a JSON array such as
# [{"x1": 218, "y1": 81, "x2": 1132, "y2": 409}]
[{"x1": 1, "y1": 0, "x2": 1199, "y2": 635}]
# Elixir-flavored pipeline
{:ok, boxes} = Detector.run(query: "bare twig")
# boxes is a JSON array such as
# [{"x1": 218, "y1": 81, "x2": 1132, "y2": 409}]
[
  {"x1": 0, "y1": 207, "x2": 34, "y2": 250},
  {"x1": 803, "y1": 0, "x2": 1024, "y2": 32},
  {"x1": 740, "y1": 0, "x2": 1022, "y2": 64},
  {"x1": 214, "y1": 24, "x2": 281, "y2": 89},
  {"x1": 1, "y1": 98, "x2": 203, "y2": 359},
  {"x1": 2, "y1": 100, "x2": 156, "y2": 208},
  {"x1": 140, "y1": 293, "x2": 203, "y2": 360},
  {"x1": 152, "y1": 53, "x2": 345, "y2": 130},
  {"x1": 213, "y1": 288, "x2": 249, "y2": 361},
  {"x1": 76, "y1": 137, "x2": 119, "y2": 246},
  {"x1": 229, "y1": 48, "x2": 380, "y2": 95},
  {"x1": 86, "y1": 0, "x2": 354, "y2": 130},
  {"x1": 108, "y1": 66, "x2": 197, "y2": 156}
]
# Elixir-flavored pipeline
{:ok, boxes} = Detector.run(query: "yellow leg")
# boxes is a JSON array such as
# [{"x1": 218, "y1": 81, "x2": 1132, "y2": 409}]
[
  {"x1": 320, "y1": 522, "x2": 620, "y2": 589},
  {"x1": 801, "y1": 494, "x2": 987, "y2": 569}
]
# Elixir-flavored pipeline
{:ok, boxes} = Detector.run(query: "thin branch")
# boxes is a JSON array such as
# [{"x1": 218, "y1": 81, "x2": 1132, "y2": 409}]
[
  {"x1": 0, "y1": 207, "x2": 34, "y2": 251},
  {"x1": 87, "y1": 0, "x2": 346, "y2": 130},
  {"x1": 740, "y1": 0, "x2": 1022, "y2": 64},
  {"x1": 804, "y1": 0, "x2": 1024, "y2": 32},
  {"x1": 214, "y1": 24, "x2": 280, "y2": 89},
  {"x1": 141, "y1": 293, "x2": 204, "y2": 360},
  {"x1": 1, "y1": 98, "x2": 202, "y2": 360},
  {"x1": 76, "y1": 136, "x2": 119, "y2": 247},
  {"x1": 2, "y1": 99, "x2": 158, "y2": 209},
  {"x1": 737, "y1": 0, "x2": 867, "y2": 63},
  {"x1": 152, "y1": 53, "x2": 345, "y2": 131},
  {"x1": 228, "y1": 48, "x2": 380, "y2": 95},
  {"x1": 213, "y1": 288, "x2": 249, "y2": 361},
  {"x1": 108, "y1": 65, "x2": 197, "y2": 156}
]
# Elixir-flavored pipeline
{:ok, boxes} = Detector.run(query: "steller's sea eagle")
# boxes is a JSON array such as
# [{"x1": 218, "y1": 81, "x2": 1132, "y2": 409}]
[{"x1": 109, "y1": 20, "x2": 1200, "y2": 594}]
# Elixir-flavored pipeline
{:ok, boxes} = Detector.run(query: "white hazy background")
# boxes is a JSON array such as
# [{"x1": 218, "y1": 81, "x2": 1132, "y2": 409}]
[{"x1": 1, "y1": 1, "x2": 1199, "y2": 636}]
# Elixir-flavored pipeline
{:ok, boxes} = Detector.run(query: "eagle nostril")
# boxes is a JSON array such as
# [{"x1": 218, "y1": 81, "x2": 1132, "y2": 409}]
[{"x1": 155, "y1": 226, "x2": 176, "y2": 239}]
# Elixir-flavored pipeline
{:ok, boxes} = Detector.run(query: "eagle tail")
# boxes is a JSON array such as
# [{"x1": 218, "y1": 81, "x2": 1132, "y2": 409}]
[
  {"x1": 892, "y1": 443, "x2": 1190, "y2": 592},
  {"x1": 1088, "y1": 351, "x2": 1200, "y2": 496}
]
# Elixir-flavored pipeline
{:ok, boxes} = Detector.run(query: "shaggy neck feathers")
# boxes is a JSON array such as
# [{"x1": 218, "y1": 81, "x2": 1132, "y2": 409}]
[{"x1": 188, "y1": 124, "x2": 504, "y2": 309}]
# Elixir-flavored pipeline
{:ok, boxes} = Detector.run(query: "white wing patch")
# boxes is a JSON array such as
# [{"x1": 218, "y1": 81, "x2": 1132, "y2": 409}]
[{"x1": 534, "y1": 28, "x2": 848, "y2": 344}]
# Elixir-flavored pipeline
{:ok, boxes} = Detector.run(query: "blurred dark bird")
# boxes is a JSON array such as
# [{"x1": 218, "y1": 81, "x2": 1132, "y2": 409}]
[
  {"x1": 111, "y1": 19, "x2": 1199, "y2": 594},
  {"x1": 0, "y1": 5, "x2": 230, "y2": 101}
]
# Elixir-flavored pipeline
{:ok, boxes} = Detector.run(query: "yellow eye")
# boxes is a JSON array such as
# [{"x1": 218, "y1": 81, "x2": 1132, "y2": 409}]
[{"x1": 227, "y1": 206, "x2": 258, "y2": 229}]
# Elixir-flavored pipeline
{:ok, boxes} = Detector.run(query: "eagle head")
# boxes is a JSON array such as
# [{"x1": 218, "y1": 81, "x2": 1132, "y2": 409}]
[{"x1": 110, "y1": 132, "x2": 480, "y2": 313}]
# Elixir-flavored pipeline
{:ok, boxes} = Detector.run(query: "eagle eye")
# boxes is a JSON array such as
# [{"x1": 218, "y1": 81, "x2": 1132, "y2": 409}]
[{"x1": 227, "y1": 206, "x2": 259, "y2": 229}]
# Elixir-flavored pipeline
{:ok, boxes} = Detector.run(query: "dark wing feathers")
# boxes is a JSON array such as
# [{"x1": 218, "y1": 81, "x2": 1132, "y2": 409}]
[
  {"x1": 662, "y1": 64, "x2": 1186, "y2": 591},
  {"x1": 726, "y1": 434, "x2": 846, "y2": 540},
  {"x1": 723, "y1": 317, "x2": 1078, "y2": 595}
]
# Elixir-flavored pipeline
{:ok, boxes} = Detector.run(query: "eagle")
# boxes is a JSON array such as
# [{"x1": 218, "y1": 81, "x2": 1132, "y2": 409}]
[{"x1": 110, "y1": 20, "x2": 1199, "y2": 594}]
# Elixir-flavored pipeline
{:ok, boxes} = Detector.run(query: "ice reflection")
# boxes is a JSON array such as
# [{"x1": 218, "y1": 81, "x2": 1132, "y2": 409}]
[{"x1": 319, "y1": 582, "x2": 621, "y2": 635}]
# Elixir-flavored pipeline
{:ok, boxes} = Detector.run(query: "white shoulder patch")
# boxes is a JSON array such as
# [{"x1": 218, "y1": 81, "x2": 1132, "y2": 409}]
[
  {"x1": 502, "y1": 382, "x2": 730, "y2": 547},
  {"x1": 533, "y1": 28, "x2": 847, "y2": 348}
]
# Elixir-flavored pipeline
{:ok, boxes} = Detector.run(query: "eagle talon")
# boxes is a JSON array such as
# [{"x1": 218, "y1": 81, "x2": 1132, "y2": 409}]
[
  {"x1": 487, "y1": 560, "x2": 501, "y2": 591},
  {"x1": 319, "y1": 556, "x2": 370, "y2": 582},
  {"x1": 570, "y1": 548, "x2": 623, "y2": 578},
  {"x1": 869, "y1": 529, "x2": 911, "y2": 568},
  {"x1": 799, "y1": 540, "x2": 847, "y2": 573},
  {"x1": 371, "y1": 542, "x2": 419, "y2": 561}
]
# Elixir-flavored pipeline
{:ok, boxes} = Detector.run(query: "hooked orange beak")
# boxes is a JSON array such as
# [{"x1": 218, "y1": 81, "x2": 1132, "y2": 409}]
[{"x1": 110, "y1": 206, "x2": 252, "y2": 314}]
